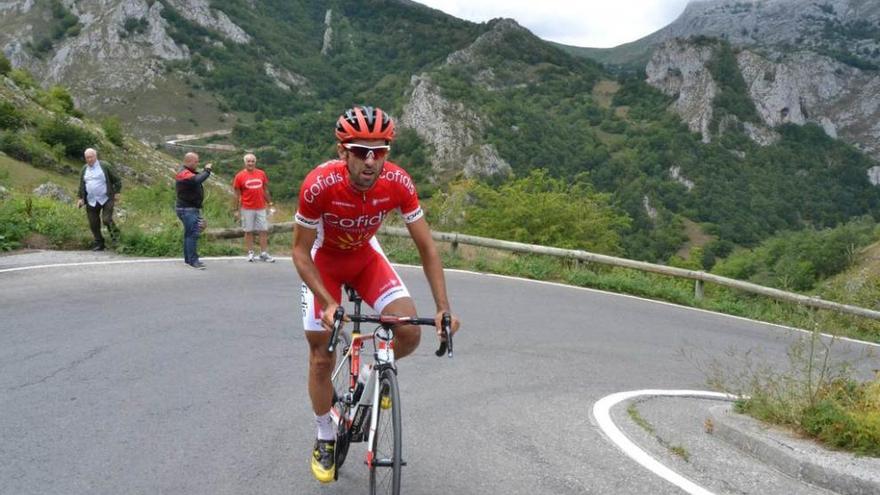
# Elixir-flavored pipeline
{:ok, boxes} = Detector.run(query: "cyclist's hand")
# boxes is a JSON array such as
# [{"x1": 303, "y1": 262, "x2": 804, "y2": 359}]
[
  {"x1": 435, "y1": 311, "x2": 460, "y2": 339},
  {"x1": 322, "y1": 302, "x2": 348, "y2": 332}
]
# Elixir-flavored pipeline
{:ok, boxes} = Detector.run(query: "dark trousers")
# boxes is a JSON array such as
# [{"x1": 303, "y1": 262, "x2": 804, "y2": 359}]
[{"x1": 85, "y1": 198, "x2": 119, "y2": 247}]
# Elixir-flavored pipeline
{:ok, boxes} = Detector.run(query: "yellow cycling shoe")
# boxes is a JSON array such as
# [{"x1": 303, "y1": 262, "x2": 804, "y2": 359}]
[
  {"x1": 380, "y1": 394, "x2": 392, "y2": 410},
  {"x1": 311, "y1": 439, "x2": 336, "y2": 483}
]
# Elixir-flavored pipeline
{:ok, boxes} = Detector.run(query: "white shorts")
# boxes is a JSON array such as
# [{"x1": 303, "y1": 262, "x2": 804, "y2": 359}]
[{"x1": 240, "y1": 208, "x2": 268, "y2": 232}]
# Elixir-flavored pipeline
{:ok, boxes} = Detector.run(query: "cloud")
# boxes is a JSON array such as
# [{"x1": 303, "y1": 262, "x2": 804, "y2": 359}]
[{"x1": 415, "y1": 0, "x2": 691, "y2": 48}]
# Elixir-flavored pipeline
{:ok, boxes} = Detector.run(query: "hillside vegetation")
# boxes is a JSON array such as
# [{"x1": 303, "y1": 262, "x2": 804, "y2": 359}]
[{"x1": 0, "y1": 60, "x2": 237, "y2": 254}]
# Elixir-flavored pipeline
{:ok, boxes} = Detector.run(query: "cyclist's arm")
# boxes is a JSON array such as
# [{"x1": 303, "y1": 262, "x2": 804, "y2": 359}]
[
  {"x1": 406, "y1": 217, "x2": 460, "y2": 333},
  {"x1": 292, "y1": 223, "x2": 338, "y2": 330}
]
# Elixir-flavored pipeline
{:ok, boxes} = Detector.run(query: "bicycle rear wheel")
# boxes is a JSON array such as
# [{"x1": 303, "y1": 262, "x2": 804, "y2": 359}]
[
  {"x1": 330, "y1": 331, "x2": 352, "y2": 473},
  {"x1": 369, "y1": 368, "x2": 402, "y2": 495}
]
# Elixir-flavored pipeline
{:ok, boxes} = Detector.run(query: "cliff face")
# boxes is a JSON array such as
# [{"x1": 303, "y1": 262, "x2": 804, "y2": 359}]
[
  {"x1": 0, "y1": 0, "x2": 255, "y2": 139},
  {"x1": 401, "y1": 75, "x2": 511, "y2": 180},
  {"x1": 646, "y1": 38, "x2": 880, "y2": 163},
  {"x1": 646, "y1": 40, "x2": 718, "y2": 143}
]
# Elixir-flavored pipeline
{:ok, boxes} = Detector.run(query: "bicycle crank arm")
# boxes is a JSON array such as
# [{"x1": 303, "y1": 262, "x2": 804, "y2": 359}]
[{"x1": 371, "y1": 459, "x2": 407, "y2": 467}]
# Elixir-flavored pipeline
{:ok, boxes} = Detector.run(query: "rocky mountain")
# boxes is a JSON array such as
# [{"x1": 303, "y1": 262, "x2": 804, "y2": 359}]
[
  {"x1": 634, "y1": 0, "x2": 880, "y2": 166},
  {"x1": 566, "y1": 0, "x2": 880, "y2": 67},
  {"x1": 0, "y1": 0, "x2": 261, "y2": 141},
  {"x1": 646, "y1": 37, "x2": 880, "y2": 163}
]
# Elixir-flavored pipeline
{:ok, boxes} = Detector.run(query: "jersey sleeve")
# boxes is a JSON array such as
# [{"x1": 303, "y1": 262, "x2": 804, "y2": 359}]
[
  {"x1": 396, "y1": 169, "x2": 424, "y2": 224},
  {"x1": 232, "y1": 172, "x2": 242, "y2": 191},
  {"x1": 295, "y1": 171, "x2": 322, "y2": 229}
]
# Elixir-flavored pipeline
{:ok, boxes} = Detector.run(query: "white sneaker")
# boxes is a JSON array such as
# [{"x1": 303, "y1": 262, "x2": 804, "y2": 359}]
[
  {"x1": 247, "y1": 251, "x2": 255, "y2": 262},
  {"x1": 260, "y1": 252, "x2": 275, "y2": 263}
]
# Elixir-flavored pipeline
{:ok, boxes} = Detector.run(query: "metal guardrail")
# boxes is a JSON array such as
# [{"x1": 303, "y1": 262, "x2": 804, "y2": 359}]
[{"x1": 205, "y1": 222, "x2": 880, "y2": 321}]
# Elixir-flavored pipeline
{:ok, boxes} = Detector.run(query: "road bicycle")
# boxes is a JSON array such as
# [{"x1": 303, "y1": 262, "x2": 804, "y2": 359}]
[{"x1": 327, "y1": 286, "x2": 453, "y2": 495}]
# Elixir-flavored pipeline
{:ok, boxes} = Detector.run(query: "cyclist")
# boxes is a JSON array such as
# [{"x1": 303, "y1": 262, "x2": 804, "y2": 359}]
[{"x1": 292, "y1": 106, "x2": 461, "y2": 483}]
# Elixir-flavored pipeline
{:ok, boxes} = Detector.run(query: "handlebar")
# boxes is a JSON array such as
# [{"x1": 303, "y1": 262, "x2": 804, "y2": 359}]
[{"x1": 326, "y1": 308, "x2": 454, "y2": 358}]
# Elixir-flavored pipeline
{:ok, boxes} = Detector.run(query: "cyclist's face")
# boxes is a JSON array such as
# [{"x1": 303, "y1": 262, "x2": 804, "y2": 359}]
[{"x1": 341, "y1": 139, "x2": 387, "y2": 190}]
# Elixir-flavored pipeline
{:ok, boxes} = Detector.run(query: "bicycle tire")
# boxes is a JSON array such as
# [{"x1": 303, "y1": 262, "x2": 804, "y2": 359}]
[
  {"x1": 369, "y1": 368, "x2": 402, "y2": 495},
  {"x1": 330, "y1": 331, "x2": 352, "y2": 473}
]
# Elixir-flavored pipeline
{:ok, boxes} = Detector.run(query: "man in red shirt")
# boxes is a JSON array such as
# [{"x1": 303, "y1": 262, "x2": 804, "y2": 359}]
[
  {"x1": 292, "y1": 106, "x2": 460, "y2": 483},
  {"x1": 232, "y1": 153, "x2": 274, "y2": 262}
]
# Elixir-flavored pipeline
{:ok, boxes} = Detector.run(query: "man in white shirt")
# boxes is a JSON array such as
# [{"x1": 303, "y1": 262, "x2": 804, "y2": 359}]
[{"x1": 77, "y1": 148, "x2": 121, "y2": 251}]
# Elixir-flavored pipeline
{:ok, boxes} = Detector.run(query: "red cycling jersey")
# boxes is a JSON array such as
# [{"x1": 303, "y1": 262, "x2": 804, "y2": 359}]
[
  {"x1": 294, "y1": 159, "x2": 423, "y2": 253},
  {"x1": 295, "y1": 159, "x2": 424, "y2": 330}
]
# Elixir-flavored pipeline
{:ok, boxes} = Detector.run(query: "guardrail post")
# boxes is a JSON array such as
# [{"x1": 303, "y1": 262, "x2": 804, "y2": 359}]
[
  {"x1": 451, "y1": 233, "x2": 459, "y2": 255},
  {"x1": 694, "y1": 280, "x2": 704, "y2": 301}
]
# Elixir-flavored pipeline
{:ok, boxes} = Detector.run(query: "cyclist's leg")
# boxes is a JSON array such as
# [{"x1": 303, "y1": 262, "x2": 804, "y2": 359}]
[
  {"x1": 302, "y1": 266, "x2": 344, "y2": 483},
  {"x1": 352, "y1": 238, "x2": 421, "y2": 359},
  {"x1": 381, "y1": 298, "x2": 420, "y2": 359},
  {"x1": 301, "y1": 253, "x2": 345, "y2": 418}
]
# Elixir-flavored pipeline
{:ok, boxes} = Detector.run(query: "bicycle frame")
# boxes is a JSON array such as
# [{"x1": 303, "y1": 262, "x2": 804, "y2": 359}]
[{"x1": 327, "y1": 285, "x2": 452, "y2": 492}]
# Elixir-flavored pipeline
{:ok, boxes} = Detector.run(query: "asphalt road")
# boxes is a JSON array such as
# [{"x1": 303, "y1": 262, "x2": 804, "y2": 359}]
[{"x1": 1, "y1": 252, "x2": 876, "y2": 494}]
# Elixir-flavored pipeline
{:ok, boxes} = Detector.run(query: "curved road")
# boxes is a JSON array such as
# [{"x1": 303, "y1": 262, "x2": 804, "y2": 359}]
[{"x1": 0, "y1": 252, "x2": 874, "y2": 494}]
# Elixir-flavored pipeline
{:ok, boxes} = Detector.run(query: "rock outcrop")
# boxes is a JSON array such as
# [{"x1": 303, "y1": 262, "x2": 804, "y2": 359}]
[
  {"x1": 647, "y1": 38, "x2": 880, "y2": 161},
  {"x1": 0, "y1": 0, "x2": 252, "y2": 139},
  {"x1": 401, "y1": 75, "x2": 511, "y2": 180},
  {"x1": 646, "y1": 39, "x2": 718, "y2": 143}
]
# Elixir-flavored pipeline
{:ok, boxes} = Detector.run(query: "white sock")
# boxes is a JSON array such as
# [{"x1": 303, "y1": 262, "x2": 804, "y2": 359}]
[{"x1": 315, "y1": 412, "x2": 335, "y2": 441}]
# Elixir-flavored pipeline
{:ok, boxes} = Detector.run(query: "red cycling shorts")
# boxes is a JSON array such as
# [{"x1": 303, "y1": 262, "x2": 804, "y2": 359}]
[{"x1": 301, "y1": 237, "x2": 410, "y2": 331}]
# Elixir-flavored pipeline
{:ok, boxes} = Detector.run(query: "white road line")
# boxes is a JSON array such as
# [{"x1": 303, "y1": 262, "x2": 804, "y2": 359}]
[
  {"x1": 593, "y1": 389, "x2": 737, "y2": 495},
  {"x1": 0, "y1": 256, "x2": 245, "y2": 274}
]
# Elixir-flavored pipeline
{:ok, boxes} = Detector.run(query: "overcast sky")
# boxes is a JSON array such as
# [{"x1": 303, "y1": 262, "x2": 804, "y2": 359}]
[{"x1": 415, "y1": 0, "x2": 693, "y2": 48}]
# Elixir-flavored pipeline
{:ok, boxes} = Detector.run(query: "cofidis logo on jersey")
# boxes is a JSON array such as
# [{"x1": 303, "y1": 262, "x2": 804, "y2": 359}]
[
  {"x1": 303, "y1": 171, "x2": 344, "y2": 204},
  {"x1": 324, "y1": 211, "x2": 388, "y2": 229},
  {"x1": 380, "y1": 169, "x2": 415, "y2": 195}
]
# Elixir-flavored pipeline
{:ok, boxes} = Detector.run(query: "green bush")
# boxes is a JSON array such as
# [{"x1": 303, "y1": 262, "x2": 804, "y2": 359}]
[
  {"x1": 37, "y1": 117, "x2": 97, "y2": 158},
  {"x1": 9, "y1": 69, "x2": 36, "y2": 89},
  {"x1": 0, "y1": 194, "x2": 88, "y2": 249},
  {"x1": 0, "y1": 131, "x2": 61, "y2": 170},
  {"x1": 0, "y1": 53, "x2": 11, "y2": 75},
  {"x1": 800, "y1": 380, "x2": 880, "y2": 457},
  {"x1": 0, "y1": 102, "x2": 25, "y2": 130},
  {"x1": 440, "y1": 170, "x2": 630, "y2": 254},
  {"x1": 40, "y1": 85, "x2": 80, "y2": 116},
  {"x1": 713, "y1": 218, "x2": 878, "y2": 291},
  {"x1": 102, "y1": 116, "x2": 124, "y2": 147}
]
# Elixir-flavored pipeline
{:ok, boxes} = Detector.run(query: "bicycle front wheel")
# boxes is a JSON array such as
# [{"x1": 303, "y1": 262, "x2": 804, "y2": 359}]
[{"x1": 370, "y1": 367, "x2": 402, "y2": 495}]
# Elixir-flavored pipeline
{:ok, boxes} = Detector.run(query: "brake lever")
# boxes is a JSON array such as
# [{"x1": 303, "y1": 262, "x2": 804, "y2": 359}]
[
  {"x1": 434, "y1": 312, "x2": 453, "y2": 358},
  {"x1": 326, "y1": 306, "x2": 346, "y2": 353}
]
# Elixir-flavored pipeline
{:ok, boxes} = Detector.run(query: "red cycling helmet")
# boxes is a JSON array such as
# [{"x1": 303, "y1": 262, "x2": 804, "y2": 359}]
[{"x1": 335, "y1": 106, "x2": 395, "y2": 143}]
